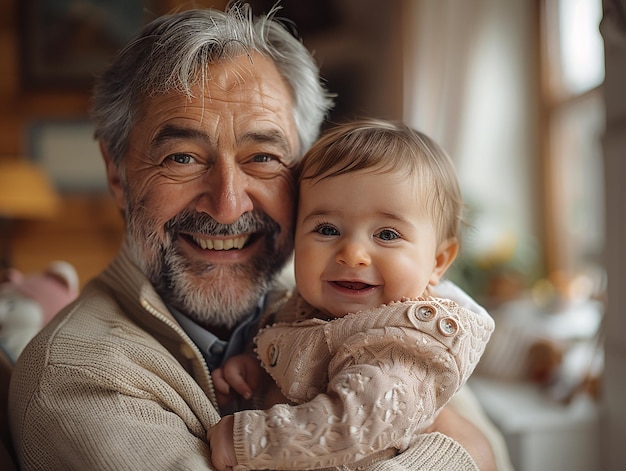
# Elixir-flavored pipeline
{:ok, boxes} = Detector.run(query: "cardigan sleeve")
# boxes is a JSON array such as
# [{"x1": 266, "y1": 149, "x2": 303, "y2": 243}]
[
  {"x1": 254, "y1": 297, "x2": 494, "y2": 404},
  {"x1": 9, "y1": 293, "x2": 222, "y2": 471},
  {"x1": 232, "y1": 297, "x2": 493, "y2": 470}
]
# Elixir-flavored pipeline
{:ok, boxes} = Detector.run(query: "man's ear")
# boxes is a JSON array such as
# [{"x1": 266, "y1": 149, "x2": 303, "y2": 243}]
[
  {"x1": 429, "y1": 238, "x2": 459, "y2": 286},
  {"x1": 101, "y1": 141, "x2": 125, "y2": 210}
]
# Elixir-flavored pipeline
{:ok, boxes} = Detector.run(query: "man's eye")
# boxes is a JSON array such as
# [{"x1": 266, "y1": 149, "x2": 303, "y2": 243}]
[
  {"x1": 315, "y1": 224, "x2": 339, "y2": 237},
  {"x1": 243, "y1": 153, "x2": 287, "y2": 178},
  {"x1": 168, "y1": 153, "x2": 195, "y2": 164},
  {"x1": 251, "y1": 154, "x2": 276, "y2": 163},
  {"x1": 377, "y1": 229, "x2": 400, "y2": 241}
]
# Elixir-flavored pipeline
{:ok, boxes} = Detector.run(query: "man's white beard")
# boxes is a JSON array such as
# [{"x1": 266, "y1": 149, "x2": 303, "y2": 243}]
[
  {"x1": 125, "y1": 206, "x2": 292, "y2": 329},
  {"x1": 155, "y1": 245, "x2": 275, "y2": 329}
]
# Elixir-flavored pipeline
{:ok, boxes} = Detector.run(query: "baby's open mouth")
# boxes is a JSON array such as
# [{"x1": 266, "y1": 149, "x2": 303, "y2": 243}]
[{"x1": 333, "y1": 281, "x2": 374, "y2": 291}]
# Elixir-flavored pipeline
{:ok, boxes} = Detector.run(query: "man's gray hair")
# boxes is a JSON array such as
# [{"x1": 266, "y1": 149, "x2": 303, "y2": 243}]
[{"x1": 92, "y1": 2, "x2": 334, "y2": 166}]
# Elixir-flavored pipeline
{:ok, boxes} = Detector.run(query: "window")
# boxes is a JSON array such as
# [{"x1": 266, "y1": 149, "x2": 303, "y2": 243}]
[{"x1": 540, "y1": 0, "x2": 605, "y2": 295}]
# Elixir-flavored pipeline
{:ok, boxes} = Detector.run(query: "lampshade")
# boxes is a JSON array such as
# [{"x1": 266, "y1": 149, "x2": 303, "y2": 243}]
[{"x1": 0, "y1": 158, "x2": 60, "y2": 220}]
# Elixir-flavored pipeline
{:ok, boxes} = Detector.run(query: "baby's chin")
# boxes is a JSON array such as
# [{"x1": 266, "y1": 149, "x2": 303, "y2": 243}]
[{"x1": 323, "y1": 302, "x2": 384, "y2": 319}]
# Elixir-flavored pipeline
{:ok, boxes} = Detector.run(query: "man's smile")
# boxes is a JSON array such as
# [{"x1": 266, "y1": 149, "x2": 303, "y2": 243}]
[{"x1": 191, "y1": 235, "x2": 249, "y2": 250}]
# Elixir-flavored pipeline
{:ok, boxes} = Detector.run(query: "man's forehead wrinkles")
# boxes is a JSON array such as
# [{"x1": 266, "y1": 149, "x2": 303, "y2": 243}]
[
  {"x1": 198, "y1": 87, "x2": 282, "y2": 110},
  {"x1": 141, "y1": 52, "x2": 298, "y2": 157}
]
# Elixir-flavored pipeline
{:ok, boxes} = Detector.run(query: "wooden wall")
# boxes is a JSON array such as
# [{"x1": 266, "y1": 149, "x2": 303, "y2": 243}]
[{"x1": 1, "y1": 1, "x2": 112, "y2": 285}]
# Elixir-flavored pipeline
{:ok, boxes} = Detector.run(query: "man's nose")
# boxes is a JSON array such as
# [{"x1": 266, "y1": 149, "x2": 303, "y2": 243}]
[
  {"x1": 335, "y1": 239, "x2": 372, "y2": 268},
  {"x1": 195, "y1": 159, "x2": 254, "y2": 224}
]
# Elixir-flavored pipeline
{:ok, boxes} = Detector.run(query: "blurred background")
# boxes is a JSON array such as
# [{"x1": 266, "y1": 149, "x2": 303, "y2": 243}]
[{"x1": 0, "y1": 1, "x2": 623, "y2": 470}]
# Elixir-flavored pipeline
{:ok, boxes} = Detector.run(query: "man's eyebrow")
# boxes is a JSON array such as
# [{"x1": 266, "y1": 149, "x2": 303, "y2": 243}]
[
  {"x1": 240, "y1": 129, "x2": 293, "y2": 156},
  {"x1": 151, "y1": 126, "x2": 293, "y2": 156},
  {"x1": 152, "y1": 125, "x2": 212, "y2": 148}
]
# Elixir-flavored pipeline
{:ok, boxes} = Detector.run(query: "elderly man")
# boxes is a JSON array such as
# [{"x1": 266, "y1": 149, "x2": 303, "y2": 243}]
[{"x1": 10, "y1": 3, "x2": 502, "y2": 470}]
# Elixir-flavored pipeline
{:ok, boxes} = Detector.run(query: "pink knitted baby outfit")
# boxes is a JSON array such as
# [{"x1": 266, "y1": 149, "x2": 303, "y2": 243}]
[{"x1": 232, "y1": 295, "x2": 494, "y2": 470}]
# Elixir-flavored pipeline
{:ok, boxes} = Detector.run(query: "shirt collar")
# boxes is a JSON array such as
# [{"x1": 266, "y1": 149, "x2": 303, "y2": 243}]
[{"x1": 170, "y1": 295, "x2": 266, "y2": 371}]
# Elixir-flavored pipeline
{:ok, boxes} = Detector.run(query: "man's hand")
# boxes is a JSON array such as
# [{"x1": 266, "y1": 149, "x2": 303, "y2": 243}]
[
  {"x1": 427, "y1": 406, "x2": 497, "y2": 471},
  {"x1": 207, "y1": 415, "x2": 237, "y2": 471}
]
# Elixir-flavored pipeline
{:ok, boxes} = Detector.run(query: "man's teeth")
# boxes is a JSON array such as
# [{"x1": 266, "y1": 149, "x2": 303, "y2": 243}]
[{"x1": 191, "y1": 236, "x2": 248, "y2": 250}]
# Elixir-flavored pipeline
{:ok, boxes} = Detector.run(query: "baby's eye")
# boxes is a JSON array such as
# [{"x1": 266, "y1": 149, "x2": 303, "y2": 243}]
[
  {"x1": 315, "y1": 224, "x2": 339, "y2": 237},
  {"x1": 376, "y1": 229, "x2": 400, "y2": 241}
]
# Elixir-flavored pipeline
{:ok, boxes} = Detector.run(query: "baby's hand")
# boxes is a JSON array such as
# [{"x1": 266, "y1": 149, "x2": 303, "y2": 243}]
[
  {"x1": 207, "y1": 415, "x2": 237, "y2": 471},
  {"x1": 211, "y1": 367, "x2": 239, "y2": 408},
  {"x1": 212, "y1": 353, "x2": 266, "y2": 407}
]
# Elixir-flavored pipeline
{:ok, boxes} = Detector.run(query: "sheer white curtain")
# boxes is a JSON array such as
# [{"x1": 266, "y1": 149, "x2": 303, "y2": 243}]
[
  {"x1": 402, "y1": 0, "x2": 539, "y2": 266},
  {"x1": 402, "y1": 0, "x2": 480, "y2": 159}
]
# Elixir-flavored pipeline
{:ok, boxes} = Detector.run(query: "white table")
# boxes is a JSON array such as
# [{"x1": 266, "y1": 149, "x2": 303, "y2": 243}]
[{"x1": 470, "y1": 377, "x2": 601, "y2": 471}]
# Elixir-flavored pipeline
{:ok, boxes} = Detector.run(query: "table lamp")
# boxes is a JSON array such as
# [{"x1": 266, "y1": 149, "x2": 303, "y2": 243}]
[{"x1": 0, "y1": 158, "x2": 60, "y2": 269}]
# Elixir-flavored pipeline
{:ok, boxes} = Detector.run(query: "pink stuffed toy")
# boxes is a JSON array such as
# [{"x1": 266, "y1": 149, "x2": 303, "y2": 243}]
[{"x1": 0, "y1": 261, "x2": 79, "y2": 361}]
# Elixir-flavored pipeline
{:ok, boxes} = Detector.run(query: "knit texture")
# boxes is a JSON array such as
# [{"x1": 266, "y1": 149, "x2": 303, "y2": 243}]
[
  {"x1": 230, "y1": 294, "x2": 494, "y2": 470},
  {"x1": 9, "y1": 244, "x2": 224, "y2": 470},
  {"x1": 9, "y1": 243, "x2": 494, "y2": 470}
]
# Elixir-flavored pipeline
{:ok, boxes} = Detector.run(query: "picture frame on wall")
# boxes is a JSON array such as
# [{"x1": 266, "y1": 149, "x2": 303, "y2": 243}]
[
  {"x1": 18, "y1": 0, "x2": 157, "y2": 90},
  {"x1": 27, "y1": 120, "x2": 108, "y2": 192}
]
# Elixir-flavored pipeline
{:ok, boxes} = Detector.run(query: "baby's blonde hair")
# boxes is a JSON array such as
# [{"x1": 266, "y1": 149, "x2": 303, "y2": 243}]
[{"x1": 296, "y1": 119, "x2": 463, "y2": 243}]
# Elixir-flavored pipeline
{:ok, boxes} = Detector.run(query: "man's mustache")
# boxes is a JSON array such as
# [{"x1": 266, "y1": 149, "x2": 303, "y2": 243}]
[{"x1": 164, "y1": 210, "x2": 280, "y2": 238}]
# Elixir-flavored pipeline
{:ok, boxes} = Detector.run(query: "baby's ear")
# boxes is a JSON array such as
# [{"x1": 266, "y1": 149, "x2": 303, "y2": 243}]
[{"x1": 429, "y1": 238, "x2": 459, "y2": 286}]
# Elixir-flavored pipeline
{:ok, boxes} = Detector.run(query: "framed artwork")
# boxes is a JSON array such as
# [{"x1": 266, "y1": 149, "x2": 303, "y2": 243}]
[
  {"x1": 19, "y1": 0, "x2": 157, "y2": 89},
  {"x1": 28, "y1": 120, "x2": 108, "y2": 192}
]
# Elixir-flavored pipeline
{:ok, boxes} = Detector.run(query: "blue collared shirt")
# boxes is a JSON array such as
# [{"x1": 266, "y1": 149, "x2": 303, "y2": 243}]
[{"x1": 170, "y1": 296, "x2": 265, "y2": 371}]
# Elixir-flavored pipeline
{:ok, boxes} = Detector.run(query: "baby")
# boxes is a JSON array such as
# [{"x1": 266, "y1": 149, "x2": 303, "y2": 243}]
[{"x1": 208, "y1": 119, "x2": 494, "y2": 470}]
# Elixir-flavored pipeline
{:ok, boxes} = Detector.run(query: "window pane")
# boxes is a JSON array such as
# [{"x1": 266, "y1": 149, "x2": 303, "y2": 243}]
[
  {"x1": 550, "y1": 91, "x2": 605, "y2": 275},
  {"x1": 558, "y1": 0, "x2": 605, "y2": 94}
]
